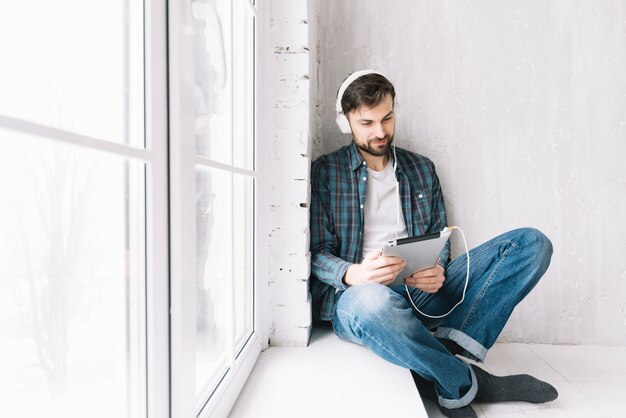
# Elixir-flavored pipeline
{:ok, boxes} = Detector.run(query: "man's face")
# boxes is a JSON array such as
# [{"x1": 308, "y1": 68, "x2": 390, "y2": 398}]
[{"x1": 347, "y1": 94, "x2": 395, "y2": 157}]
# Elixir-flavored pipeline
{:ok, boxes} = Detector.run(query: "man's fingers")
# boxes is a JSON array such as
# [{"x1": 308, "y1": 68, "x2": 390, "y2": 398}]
[
  {"x1": 361, "y1": 258, "x2": 406, "y2": 284},
  {"x1": 364, "y1": 249, "x2": 382, "y2": 261},
  {"x1": 419, "y1": 276, "x2": 444, "y2": 285},
  {"x1": 405, "y1": 279, "x2": 443, "y2": 293},
  {"x1": 405, "y1": 275, "x2": 445, "y2": 286},
  {"x1": 412, "y1": 264, "x2": 444, "y2": 279},
  {"x1": 373, "y1": 272, "x2": 399, "y2": 286},
  {"x1": 371, "y1": 255, "x2": 405, "y2": 269},
  {"x1": 369, "y1": 262, "x2": 405, "y2": 280},
  {"x1": 421, "y1": 285, "x2": 441, "y2": 293}
]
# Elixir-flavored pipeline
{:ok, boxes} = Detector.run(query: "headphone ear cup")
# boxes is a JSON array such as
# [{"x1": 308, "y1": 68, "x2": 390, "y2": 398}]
[{"x1": 336, "y1": 113, "x2": 351, "y2": 134}]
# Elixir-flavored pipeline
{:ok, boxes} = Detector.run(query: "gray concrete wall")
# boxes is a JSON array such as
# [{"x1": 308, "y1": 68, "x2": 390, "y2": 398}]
[{"x1": 310, "y1": 0, "x2": 626, "y2": 345}]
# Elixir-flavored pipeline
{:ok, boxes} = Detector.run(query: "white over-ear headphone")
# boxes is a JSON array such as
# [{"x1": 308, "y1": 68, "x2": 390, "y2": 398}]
[{"x1": 335, "y1": 69, "x2": 385, "y2": 134}]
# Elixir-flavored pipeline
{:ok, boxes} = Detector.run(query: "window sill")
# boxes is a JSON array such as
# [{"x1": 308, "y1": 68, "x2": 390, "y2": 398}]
[{"x1": 229, "y1": 323, "x2": 426, "y2": 417}]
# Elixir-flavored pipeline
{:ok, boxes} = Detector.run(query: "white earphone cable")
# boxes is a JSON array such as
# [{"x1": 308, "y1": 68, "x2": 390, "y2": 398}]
[
  {"x1": 390, "y1": 146, "x2": 470, "y2": 318},
  {"x1": 404, "y1": 225, "x2": 470, "y2": 319}
]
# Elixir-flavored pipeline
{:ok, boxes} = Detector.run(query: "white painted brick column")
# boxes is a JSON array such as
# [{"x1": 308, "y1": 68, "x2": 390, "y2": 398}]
[{"x1": 268, "y1": 0, "x2": 312, "y2": 346}]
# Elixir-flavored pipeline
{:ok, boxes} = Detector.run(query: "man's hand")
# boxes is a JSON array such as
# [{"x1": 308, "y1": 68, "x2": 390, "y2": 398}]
[
  {"x1": 404, "y1": 262, "x2": 445, "y2": 293},
  {"x1": 343, "y1": 250, "x2": 406, "y2": 286}
]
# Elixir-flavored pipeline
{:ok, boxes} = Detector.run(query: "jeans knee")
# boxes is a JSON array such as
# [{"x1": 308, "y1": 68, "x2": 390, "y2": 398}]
[
  {"x1": 336, "y1": 284, "x2": 398, "y2": 326},
  {"x1": 519, "y1": 227, "x2": 553, "y2": 266}
]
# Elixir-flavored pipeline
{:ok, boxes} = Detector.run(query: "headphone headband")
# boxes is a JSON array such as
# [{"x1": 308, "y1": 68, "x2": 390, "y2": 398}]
[
  {"x1": 335, "y1": 69, "x2": 384, "y2": 112},
  {"x1": 335, "y1": 69, "x2": 385, "y2": 133}
]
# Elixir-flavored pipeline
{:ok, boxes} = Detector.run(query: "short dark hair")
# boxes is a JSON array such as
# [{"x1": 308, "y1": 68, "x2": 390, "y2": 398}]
[{"x1": 340, "y1": 73, "x2": 396, "y2": 115}]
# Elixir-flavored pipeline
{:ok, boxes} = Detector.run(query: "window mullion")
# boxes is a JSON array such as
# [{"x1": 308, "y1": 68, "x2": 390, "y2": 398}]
[
  {"x1": 167, "y1": 0, "x2": 197, "y2": 416},
  {"x1": 0, "y1": 114, "x2": 152, "y2": 162},
  {"x1": 144, "y1": 0, "x2": 170, "y2": 418},
  {"x1": 195, "y1": 155, "x2": 255, "y2": 177},
  {"x1": 229, "y1": 0, "x2": 237, "y2": 372}
]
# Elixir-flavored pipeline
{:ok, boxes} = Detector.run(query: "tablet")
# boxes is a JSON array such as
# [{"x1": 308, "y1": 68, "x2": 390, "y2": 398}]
[{"x1": 381, "y1": 228, "x2": 451, "y2": 286}]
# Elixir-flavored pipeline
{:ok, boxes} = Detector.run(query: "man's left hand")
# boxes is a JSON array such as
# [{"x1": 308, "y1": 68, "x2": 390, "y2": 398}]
[{"x1": 404, "y1": 263, "x2": 445, "y2": 293}]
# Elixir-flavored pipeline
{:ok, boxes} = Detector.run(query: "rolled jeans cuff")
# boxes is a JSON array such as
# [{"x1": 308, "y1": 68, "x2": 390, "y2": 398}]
[
  {"x1": 437, "y1": 364, "x2": 477, "y2": 409},
  {"x1": 435, "y1": 327, "x2": 488, "y2": 363}
]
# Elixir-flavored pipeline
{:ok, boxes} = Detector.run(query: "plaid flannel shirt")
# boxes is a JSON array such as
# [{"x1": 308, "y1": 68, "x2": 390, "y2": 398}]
[{"x1": 310, "y1": 141, "x2": 450, "y2": 321}]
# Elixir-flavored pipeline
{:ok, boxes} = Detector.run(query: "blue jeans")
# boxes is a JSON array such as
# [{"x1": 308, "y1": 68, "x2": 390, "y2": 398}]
[{"x1": 331, "y1": 228, "x2": 553, "y2": 408}]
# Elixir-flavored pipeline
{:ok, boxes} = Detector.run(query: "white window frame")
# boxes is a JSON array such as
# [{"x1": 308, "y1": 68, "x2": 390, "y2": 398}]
[
  {"x1": 0, "y1": 2, "x2": 171, "y2": 417},
  {"x1": 145, "y1": 0, "x2": 170, "y2": 417},
  {"x1": 0, "y1": 0, "x2": 267, "y2": 415},
  {"x1": 168, "y1": 0, "x2": 269, "y2": 417}
]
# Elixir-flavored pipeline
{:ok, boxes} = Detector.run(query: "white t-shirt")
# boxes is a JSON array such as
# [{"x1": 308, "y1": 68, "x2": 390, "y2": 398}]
[{"x1": 362, "y1": 160, "x2": 408, "y2": 258}]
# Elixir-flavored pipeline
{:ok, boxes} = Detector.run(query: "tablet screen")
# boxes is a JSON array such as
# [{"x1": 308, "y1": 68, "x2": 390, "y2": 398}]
[{"x1": 381, "y1": 229, "x2": 451, "y2": 286}]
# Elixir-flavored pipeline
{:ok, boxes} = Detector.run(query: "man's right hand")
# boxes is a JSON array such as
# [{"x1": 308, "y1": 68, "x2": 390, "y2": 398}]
[{"x1": 343, "y1": 250, "x2": 407, "y2": 286}]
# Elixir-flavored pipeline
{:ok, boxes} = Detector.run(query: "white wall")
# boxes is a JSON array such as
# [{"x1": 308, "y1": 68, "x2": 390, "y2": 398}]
[{"x1": 310, "y1": 0, "x2": 626, "y2": 345}]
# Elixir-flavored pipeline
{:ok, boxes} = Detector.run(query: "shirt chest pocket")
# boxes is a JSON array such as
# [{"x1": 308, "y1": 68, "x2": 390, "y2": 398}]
[{"x1": 411, "y1": 189, "x2": 432, "y2": 232}]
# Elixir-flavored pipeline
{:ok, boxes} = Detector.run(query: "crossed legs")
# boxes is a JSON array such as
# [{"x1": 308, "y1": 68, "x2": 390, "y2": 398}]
[{"x1": 332, "y1": 228, "x2": 556, "y2": 413}]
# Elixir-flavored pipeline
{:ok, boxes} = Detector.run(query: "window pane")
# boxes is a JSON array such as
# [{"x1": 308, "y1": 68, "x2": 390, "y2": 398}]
[
  {"x1": 233, "y1": 175, "x2": 254, "y2": 352},
  {"x1": 0, "y1": 131, "x2": 145, "y2": 418},
  {"x1": 192, "y1": 0, "x2": 233, "y2": 165},
  {"x1": 196, "y1": 167, "x2": 232, "y2": 401},
  {"x1": 0, "y1": 0, "x2": 144, "y2": 147},
  {"x1": 233, "y1": 2, "x2": 255, "y2": 170}
]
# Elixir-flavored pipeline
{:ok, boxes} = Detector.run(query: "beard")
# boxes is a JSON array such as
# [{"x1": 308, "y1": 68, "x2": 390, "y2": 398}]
[{"x1": 355, "y1": 135, "x2": 394, "y2": 157}]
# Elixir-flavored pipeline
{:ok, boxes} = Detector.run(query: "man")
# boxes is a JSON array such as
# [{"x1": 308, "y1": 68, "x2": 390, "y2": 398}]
[{"x1": 309, "y1": 70, "x2": 558, "y2": 418}]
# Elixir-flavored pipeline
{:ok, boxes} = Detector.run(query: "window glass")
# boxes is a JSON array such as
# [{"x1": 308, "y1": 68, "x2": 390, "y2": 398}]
[
  {"x1": 195, "y1": 167, "x2": 232, "y2": 400},
  {"x1": 233, "y1": 2, "x2": 255, "y2": 170},
  {"x1": 186, "y1": 0, "x2": 258, "y2": 410},
  {"x1": 233, "y1": 174, "x2": 254, "y2": 352},
  {"x1": 0, "y1": 1, "x2": 144, "y2": 147},
  {"x1": 0, "y1": 131, "x2": 145, "y2": 418},
  {"x1": 192, "y1": 0, "x2": 233, "y2": 165}
]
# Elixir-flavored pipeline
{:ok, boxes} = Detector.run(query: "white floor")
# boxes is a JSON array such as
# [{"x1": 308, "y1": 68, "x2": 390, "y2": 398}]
[
  {"x1": 230, "y1": 325, "x2": 626, "y2": 418},
  {"x1": 445, "y1": 343, "x2": 626, "y2": 418}
]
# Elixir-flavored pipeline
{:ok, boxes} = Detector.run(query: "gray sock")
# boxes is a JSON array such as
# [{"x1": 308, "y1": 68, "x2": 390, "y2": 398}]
[
  {"x1": 436, "y1": 337, "x2": 480, "y2": 361},
  {"x1": 410, "y1": 370, "x2": 437, "y2": 402},
  {"x1": 471, "y1": 364, "x2": 559, "y2": 403},
  {"x1": 437, "y1": 337, "x2": 464, "y2": 356}
]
